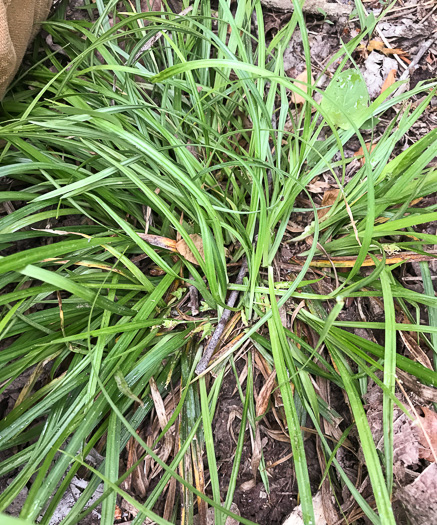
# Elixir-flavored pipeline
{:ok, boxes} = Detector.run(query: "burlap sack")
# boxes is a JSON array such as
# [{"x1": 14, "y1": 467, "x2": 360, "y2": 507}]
[{"x1": 0, "y1": 0, "x2": 52, "y2": 99}]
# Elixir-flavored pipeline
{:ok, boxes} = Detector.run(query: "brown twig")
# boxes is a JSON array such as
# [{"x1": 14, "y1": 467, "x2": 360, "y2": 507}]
[{"x1": 195, "y1": 258, "x2": 248, "y2": 374}]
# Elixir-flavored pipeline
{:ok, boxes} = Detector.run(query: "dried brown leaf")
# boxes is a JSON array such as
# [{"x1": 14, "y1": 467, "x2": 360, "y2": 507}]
[
  {"x1": 417, "y1": 406, "x2": 437, "y2": 462},
  {"x1": 262, "y1": 426, "x2": 291, "y2": 443},
  {"x1": 381, "y1": 47, "x2": 406, "y2": 56},
  {"x1": 353, "y1": 142, "x2": 378, "y2": 166},
  {"x1": 227, "y1": 407, "x2": 243, "y2": 445},
  {"x1": 381, "y1": 69, "x2": 397, "y2": 94},
  {"x1": 121, "y1": 436, "x2": 136, "y2": 492},
  {"x1": 397, "y1": 464, "x2": 437, "y2": 525},
  {"x1": 365, "y1": 383, "x2": 421, "y2": 473},
  {"x1": 367, "y1": 40, "x2": 385, "y2": 52},
  {"x1": 396, "y1": 370, "x2": 437, "y2": 403},
  {"x1": 256, "y1": 370, "x2": 277, "y2": 417},
  {"x1": 316, "y1": 437, "x2": 341, "y2": 525},
  {"x1": 13, "y1": 362, "x2": 45, "y2": 409},
  {"x1": 317, "y1": 189, "x2": 339, "y2": 220},
  {"x1": 239, "y1": 479, "x2": 256, "y2": 491},
  {"x1": 149, "y1": 377, "x2": 173, "y2": 464},
  {"x1": 132, "y1": 456, "x2": 147, "y2": 498},
  {"x1": 392, "y1": 415, "x2": 421, "y2": 477},
  {"x1": 290, "y1": 70, "x2": 314, "y2": 105},
  {"x1": 307, "y1": 180, "x2": 331, "y2": 193},
  {"x1": 163, "y1": 477, "x2": 177, "y2": 521},
  {"x1": 120, "y1": 498, "x2": 138, "y2": 517},
  {"x1": 250, "y1": 425, "x2": 264, "y2": 481},
  {"x1": 367, "y1": 40, "x2": 406, "y2": 56},
  {"x1": 176, "y1": 234, "x2": 205, "y2": 265},
  {"x1": 137, "y1": 233, "x2": 177, "y2": 251},
  {"x1": 286, "y1": 221, "x2": 305, "y2": 233},
  {"x1": 283, "y1": 492, "x2": 327, "y2": 525},
  {"x1": 123, "y1": 436, "x2": 147, "y2": 498},
  {"x1": 254, "y1": 350, "x2": 273, "y2": 379},
  {"x1": 32, "y1": 228, "x2": 90, "y2": 238},
  {"x1": 143, "y1": 434, "x2": 155, "y2": 485},
  {"x1": 399, "y1": 332, "x2": 433, "y2": 370},
  {"x1": 149, "y1": 377, "x2": 169, "y2": 429}
]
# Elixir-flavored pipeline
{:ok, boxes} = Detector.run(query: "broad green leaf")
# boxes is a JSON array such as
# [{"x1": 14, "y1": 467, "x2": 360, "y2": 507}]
[{"x1": 321, "y1": 69, "x2": 370, "y2": 130}]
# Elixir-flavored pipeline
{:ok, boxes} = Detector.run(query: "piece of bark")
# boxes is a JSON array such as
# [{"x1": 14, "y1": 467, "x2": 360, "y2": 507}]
[{"x1": 260, "y1": 0, "x2": 352, "y2": 18}]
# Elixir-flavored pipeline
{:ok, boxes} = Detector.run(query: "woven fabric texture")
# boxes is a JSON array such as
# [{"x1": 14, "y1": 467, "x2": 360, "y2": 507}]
[{"x1": 0, "y1": 0, "x2": 52, "y2": 99}]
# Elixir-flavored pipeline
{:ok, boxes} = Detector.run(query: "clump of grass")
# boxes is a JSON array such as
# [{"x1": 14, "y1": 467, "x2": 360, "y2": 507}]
[{"x1": 0, "y1": 1, "x2": 436, "y2": 524}]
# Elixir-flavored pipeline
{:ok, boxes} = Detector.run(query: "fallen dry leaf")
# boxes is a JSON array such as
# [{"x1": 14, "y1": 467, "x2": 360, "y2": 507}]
[
  {"x1": 416, "y1": 406, "x2": 437, "y2": 462},
  {"x1": 290, "y1": 70, "x2": 314, "y2": 105},
  {"x1": 13, "y1": 362, "x2": 45, "y2": 409},
  {"x1": 362, "y1": 52, "x2": 397, "y2": 98},
  {"x1": 263, "y1": 427, "x2": 292, "y2": 443},
  {"x1": 256, "y1": 370, "x2": 277, "y2": 417},
  {"x1": 396, "y1": 370, "x2": 437, "y2": 403},
  {"x1": 137, "y1": 232, "x2": 204, "y2": 264},
  {"x1": 381, "y1": 69, "x2": 397, "y2": 94},
  {"x1": 283, "y1": 491, "x2": 327, "y2": 525},
  {"x1": 367, "y1": 40, "x2": 406, "y2": 56},
  {"x1": 175, "y1": 234, "x2": 205, "y2": 265},
  {"x1": 307, "y1": 180, "x2": 331, "y2": 194},
  {"x1": 149, "y1": 377, "x2": 173, "y2": 468},
  {"x1": 137, "y1": 233, "x2": 177, "y2": 251},
  {"x1": 399, "y1": 332, "x2": 433, "y2": 370},
  {"x1": 32, "y1": 227, "x2": 90, "y2": 238},
  {"x1": 367, "y1": 40, "x2": 385, "y2": 52},
  {"x1": 317, "y1": 189, "x2": 339, "y2": 220},
  {"x1": 286, "y1": 221, "x2": 305, "y2": 233},
  {"x1": 239, "y1": 479, "x2": 256, "y2": 491},
  {"x1": 364, "y1": 383, "x2": 422, "y2": 484},
  {"x1": 122, "y1": 435, "x2": 140, "y2": 494},
  {"x1": 381, "y1": 47, "x2": 407, "y2": 56},
  {"x1": 354, "y1": 142, "x2": 378, "y2": 166},
  {"x1": 397, "y1": 463, "x2": 437, "y2": 525},
  {"x1": 250, "y1": 425, "x2": 266, "y2": 483}
]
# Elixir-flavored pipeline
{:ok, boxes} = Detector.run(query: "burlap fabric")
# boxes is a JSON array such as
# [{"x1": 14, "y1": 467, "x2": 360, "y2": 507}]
[{"x1": 0, "y1": 0, "x2": 52, "y2": 99}]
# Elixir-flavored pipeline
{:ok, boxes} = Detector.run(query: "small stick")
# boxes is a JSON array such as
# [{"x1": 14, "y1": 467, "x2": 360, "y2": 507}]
[{"x1": 195, "y1": 258, "x2": 248, "y2": 374}]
